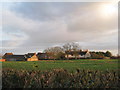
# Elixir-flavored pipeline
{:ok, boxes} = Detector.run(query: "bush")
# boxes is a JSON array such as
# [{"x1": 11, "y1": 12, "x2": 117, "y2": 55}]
[{"x1": 2, "y1": 68, "x2": 119, "y2": 88}]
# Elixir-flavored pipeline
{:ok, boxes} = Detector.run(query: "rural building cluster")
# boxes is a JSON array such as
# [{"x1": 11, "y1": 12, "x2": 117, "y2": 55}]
[
  {"x1": 1, "y1": 43, "x2": 114, "y2": 61},
  {"x1": 2, "y1": 50, "x2": 91, "y2": 61}
]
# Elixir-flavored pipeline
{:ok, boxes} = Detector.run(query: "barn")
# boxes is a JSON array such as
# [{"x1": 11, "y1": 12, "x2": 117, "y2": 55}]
[{"x1": 3, "y1": 54, "x2": 26, "y2": 61}]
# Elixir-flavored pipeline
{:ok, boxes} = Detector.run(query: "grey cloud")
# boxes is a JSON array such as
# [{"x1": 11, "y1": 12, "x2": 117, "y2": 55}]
[
  {"x1": 10, "y1": 2, "x2": 93, "y2": 21},
  {"x1": 2, "y1": 2, "x2": 118, "y2": 55}
]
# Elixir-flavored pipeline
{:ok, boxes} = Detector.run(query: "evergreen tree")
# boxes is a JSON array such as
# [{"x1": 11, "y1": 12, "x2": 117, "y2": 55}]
[{"x1": 105, "y1": 51, "x2": 112, "y2": 57}]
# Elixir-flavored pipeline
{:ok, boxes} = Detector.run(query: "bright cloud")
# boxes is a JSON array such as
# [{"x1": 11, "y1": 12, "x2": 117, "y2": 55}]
[{"x1": 1, "y1": 2, "x2": 118, "y2": 55}]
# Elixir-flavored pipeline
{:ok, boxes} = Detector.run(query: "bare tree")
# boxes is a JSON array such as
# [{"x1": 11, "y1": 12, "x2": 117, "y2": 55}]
[
  {"x1": 63, "y1": 43, "x2": 72, "y2": 51},
  {"x1": 71, "y1": 42, "x2": 80, "y2": 51},
  {"x1": 63, "y1": 42, "x2": 80, "y2": 51},
  {"x1": 63, "y1": 42, "x2": 81, "y2": 59}
]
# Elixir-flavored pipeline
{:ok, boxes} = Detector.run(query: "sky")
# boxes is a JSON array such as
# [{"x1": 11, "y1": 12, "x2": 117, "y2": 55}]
[{"x1": 1, "y1": 0, "x2": 119, "y2": 55}]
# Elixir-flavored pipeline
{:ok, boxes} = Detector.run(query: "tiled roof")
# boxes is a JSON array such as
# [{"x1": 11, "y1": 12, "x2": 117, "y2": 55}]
[{"x1": 4, "y1": 55, "x2": 26, "y2": 61}]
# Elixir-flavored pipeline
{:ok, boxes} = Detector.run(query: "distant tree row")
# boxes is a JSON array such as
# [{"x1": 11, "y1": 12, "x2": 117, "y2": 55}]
[
  {"x1": 44, "y1": 42, "x2": 81, "y2": 60},
  {"x1": 43, "y1": 42, "x2": 113, "y2": 60},
  {"x1": 90, "y1": 51, "x2": 112, "y2": 59}
]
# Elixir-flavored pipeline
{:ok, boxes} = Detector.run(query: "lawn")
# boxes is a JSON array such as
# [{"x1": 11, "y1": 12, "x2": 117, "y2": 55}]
[{"x1": 2, "y1": 59, "x2": 119, "y2": 72}]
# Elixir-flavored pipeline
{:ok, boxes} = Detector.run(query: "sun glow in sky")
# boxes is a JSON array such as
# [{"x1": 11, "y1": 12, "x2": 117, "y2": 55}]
[{"x1": 100, "y1": 3, "x2": 117, "y2": 17}]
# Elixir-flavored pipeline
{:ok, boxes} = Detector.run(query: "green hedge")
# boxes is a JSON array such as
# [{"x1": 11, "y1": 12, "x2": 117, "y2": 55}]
[{"x1": 2, "y1": 68, "x2": 119, "y2": 88}]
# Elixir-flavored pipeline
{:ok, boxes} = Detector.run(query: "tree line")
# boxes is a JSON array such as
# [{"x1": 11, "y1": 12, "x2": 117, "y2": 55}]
[
  {"x1": 43, "y1": 42, "x2": 113, "y2": 60},
  {"x1": 90, "y1": 51, "x2": 112, "y2": 59}
]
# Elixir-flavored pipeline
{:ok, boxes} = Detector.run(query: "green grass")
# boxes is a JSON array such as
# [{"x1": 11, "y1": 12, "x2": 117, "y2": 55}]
[{"x1": 2, "y1": 59, "x2": 119, "y2": 72}]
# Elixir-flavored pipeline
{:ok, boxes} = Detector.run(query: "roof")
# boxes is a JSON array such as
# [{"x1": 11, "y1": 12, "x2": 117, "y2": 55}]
[
  {"x1": 37, "y1": 53, "x2": 47, "y2": 55},
  {"x1": 2, "y1": 53, "x2": 13, "y2": 59},
  {"x1": 4, "y1": 53, "x2": 13, "y2": 55},
  {"x1": 28, "y1": 53, "x2": 35, "y2": 55},
  {"x1": 4, "y1": 55, "x2": 25, "y2": 61},
  {"x1": 25, "y1": 53, "x2": 36, "y2": 58},
  {"x1": 37, "y1": 53, "x2": 48, "y2": 59}
]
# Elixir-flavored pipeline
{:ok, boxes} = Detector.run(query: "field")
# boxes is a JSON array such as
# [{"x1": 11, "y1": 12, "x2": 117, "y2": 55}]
[
  {"x1": 2, "y1": 59, "x2": 119, "y2": 72},
  {"x1": 2, "y1": 59, "x2": 119, "y2": 88}
]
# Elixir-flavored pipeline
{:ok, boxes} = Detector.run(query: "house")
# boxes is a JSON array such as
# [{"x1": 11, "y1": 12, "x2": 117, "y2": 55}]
[
  {"x1": 37, "y1": 53, "x2": 48, "y2": 60},
  {"x1": 2, "y1": 53, "x2": 13, "y2": 59},
  {"x1": 3, "y1": 53, "x2": 38, "y2": 61},
  {"x1": 65, "y1": 50, "x2": 91, "y2": 59},
  {"x1": 2, "y1": 53, "x2": 26, "y2": 61},
  {"x1": 25, "y1": 53, "x2": 38, "y2": 61},
  {"x1": 79, "y1": 50, "x2": 91, "y2": 58},
  {"x1": 65, "y1": 51, "x2": 76, "y2": 59}
]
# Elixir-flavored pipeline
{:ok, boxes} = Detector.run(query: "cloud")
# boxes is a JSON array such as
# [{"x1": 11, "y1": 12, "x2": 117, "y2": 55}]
[
  {"x1": 10, "y1": 2, "x2": 87, "y2": 21},
  {"x1": 2, "y1": 2, "x2": 118, "y2": 55}
]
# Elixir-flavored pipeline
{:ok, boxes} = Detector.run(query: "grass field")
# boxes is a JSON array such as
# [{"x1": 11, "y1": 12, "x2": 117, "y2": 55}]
[
  {"x1": 2, "y1": 59, "x2": 119, "y2": 72},
  {"x1": 2, "y1": 59, "x2": 119, "y2": 88}
]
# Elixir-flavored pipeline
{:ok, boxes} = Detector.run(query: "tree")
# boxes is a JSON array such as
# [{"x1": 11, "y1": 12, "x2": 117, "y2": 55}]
[
  {"x1": 90, "y1": 52, "x2": 104, "y2": 59},
  {"x1": 63, "y1": 42, "x2": 80, "y2": 51},
  {"x1": 105, "y1": 51, "x2": 112, "y2": 57},
  {"x1": 63, "y1": 42, "x2": 81, "y2": 59},
  {"x1": 63, "y1": 43, "x2": 72, "y2": 52},
  {"x1": 56, "y1": 52, "x2": 65, "y2": 60},
  {"x1": 44, "y1": 46, "x2": 64, "y2": 60},
  {"x1": 44, "y1": 48, "x2": 55, "y2": 59},
  {"x1": 97, "y1": 52, "x2": 105, "y2": 58},
  {"x1": 71, "y1": 42, "x2": 80, "y2": 51}
]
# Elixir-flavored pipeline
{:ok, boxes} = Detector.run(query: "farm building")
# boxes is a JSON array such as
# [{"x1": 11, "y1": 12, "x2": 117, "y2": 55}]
[
  {"x1": 37, "y1": 53, "x2": 48, "y2": 60},
  {"x1": 65, "y1": 50, "x2": 91, "y2": 59},
  {"x1": 25, "y1": 53, "x2": 38, "y2": 61},
  {"x1": 79, "y1": 50, "x2": 91, "y2": 58},
  {"x1": 2, "y1": 53, "x2": 13, "y2": 59},
  {"x1": 2, "y1": 49, "x2": 91, "y2": 61},
  {"x1": 2, "y1": 54, "x2": 26, "y2": 61},
  {"x1": 3, "y1": 53, "x2": 38, "y2": 61}
]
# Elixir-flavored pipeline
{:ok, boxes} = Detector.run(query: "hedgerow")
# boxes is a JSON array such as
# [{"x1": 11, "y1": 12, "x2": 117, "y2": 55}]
[{"x1": 2, "y1": 68, "x2": 119, "y2": 88}]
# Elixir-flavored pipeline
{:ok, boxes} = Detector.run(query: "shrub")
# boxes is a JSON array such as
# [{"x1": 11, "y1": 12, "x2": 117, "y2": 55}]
[{"x1": 2, "y1": 68, "x2": 119, "y2": 88}]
